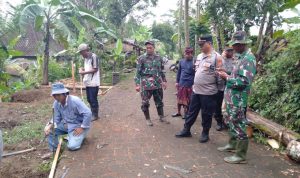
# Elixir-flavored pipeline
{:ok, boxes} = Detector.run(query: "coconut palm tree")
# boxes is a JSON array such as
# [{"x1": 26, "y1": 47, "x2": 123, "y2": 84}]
[{"x1": 184, "y1": 0, "x2": 190, "y2": 47}]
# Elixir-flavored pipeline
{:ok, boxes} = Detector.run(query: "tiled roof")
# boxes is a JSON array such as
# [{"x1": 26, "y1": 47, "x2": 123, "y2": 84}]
[{"x1": 2, "y1": 26, "x2": 64, "y2": 56}]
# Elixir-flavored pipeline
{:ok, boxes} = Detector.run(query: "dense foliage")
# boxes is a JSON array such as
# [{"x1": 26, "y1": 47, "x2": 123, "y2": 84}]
[
  {"x1": 48, "y1": 59, "x2": 72, "y2": 82},
  {"x1": 249, "y1": 30, "x2": 300, "y2": 133}
]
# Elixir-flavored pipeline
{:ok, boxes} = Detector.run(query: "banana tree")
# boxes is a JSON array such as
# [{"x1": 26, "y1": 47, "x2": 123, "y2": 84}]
[
  {"x1": 111, "y1": 39, "x2": 125, "y2": 72},
  {"x1": 19, "y1": 0, "x2": 110, "y2": 85},
  {"x1": 130, "y1": 26, "x2": 153, "y2": 46}
]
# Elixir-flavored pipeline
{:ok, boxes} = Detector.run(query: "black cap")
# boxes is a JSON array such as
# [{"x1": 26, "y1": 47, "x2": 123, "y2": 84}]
[
  {"x1": 224, "y1": 46, "x2": 234, "y2": 51},
  {"x1": 145, "y1": 40, "x2": 155, "y2": 47},
  {"x1": 198, "y1": 35, "x2": 213, "y2": 44}
]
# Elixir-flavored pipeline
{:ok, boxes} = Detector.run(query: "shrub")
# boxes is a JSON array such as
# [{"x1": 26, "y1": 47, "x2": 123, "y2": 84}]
[
  {"x1": 249, "y1": 30, "x2": 300, "y2": 133},
  {"x1": 48, "y1": 59, "x2": 72, "y2": 82}
]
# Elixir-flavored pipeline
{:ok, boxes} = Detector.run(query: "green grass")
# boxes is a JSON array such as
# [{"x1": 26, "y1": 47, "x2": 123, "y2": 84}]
[
  {"x1": 120, "y1": 72, "x2": 134, "y2": 81},
  {"x1": 102, "y1": 71, "x2": 113, "y2": 85},
  {"x1": 24, "y1": 104, "x2": 52, "y2": 118},
  {"x1": 253, "y1": 131, "x2": 268, "y2": 145},
  {"x1": 37, "y1": 161, "x2": 52, "y2": 172},
  {"x1": 3, "y1": 121, "x2": 44, "y2": 144}
]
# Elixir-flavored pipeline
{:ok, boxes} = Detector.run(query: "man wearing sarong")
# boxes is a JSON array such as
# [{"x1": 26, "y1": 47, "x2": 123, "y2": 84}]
[{"x1": 172, "y1": 47, "x2": 195, "y2": 119}]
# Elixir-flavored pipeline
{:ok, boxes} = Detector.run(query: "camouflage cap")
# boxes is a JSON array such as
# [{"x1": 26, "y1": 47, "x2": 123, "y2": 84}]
[{"x1": 228, "y1": 31, "x2": 252, "y2": 46}]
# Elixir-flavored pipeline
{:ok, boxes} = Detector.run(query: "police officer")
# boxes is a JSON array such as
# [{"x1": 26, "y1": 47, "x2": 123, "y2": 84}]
[
  {"x1": 217, "y1": 31, "x2": 256, "y2": 164},
  {"x1": 134, "y1": 41, "x2": 169, "y2": 126},
  {"x1": 175, "y1": 35, "x2": 222, "y2": 143}
]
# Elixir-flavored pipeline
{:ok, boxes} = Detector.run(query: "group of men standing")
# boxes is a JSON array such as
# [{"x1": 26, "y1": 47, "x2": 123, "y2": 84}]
[
  {"x1": 42, "y1": 30, "x2": 256, "y2": 165},
  {"x1": 134, "y1": 31, "x2": 256, "y2": 164}
]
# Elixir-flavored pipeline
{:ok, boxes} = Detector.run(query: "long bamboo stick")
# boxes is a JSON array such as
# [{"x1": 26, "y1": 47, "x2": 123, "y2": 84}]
[
  {"x1": 2, "y1": 147, "x2": 36, "y2": 157},
  {"x1": 71, "y1": 61, "x2": 75, "y2": 93},
  {"x1": 49, "y1": 138, "x2": 63, "y2": 178},
  {"x1": 80, "y1": 75, "x2": 83, "y2": 100}
]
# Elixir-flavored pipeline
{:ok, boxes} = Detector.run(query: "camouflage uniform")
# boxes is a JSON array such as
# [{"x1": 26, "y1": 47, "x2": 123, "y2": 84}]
[
  {"x1": 224, "y1": 50, "x2": 256, "y2": 140},
  {"x1": 217, "y1": 31, "x2": 257, "y2": 164},
  {"x1": 134, "y1": 53, "x2": 167, "y2": 118}
]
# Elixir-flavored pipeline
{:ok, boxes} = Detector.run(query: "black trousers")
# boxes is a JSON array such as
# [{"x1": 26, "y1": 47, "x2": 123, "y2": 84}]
[
  {"x1": 215, "y1": 90, "x2": 224, "y2": 120},
  {"x1": 86, "y1": 86, "x2": 99, "y2": 109},
  {"x1": 184, "y1": 92, "x2": 217, "y2": 130}
]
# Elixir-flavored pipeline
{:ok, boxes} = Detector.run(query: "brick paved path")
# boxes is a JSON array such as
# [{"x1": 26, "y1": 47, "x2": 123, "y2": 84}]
[{"x1": 56, "y1": 72, "x2": 300, "y2": 178}]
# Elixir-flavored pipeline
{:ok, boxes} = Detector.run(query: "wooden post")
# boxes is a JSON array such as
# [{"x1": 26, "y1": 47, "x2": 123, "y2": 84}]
[
  {"x1": 49, "y1": 138, "x2": 63, "y2": 178},
  {"x1": 80, "y1": 75, "x2": 83, "y2": 100},
  {"x1": 71, "y1": 61, "x2": 75, "y2": 93}
]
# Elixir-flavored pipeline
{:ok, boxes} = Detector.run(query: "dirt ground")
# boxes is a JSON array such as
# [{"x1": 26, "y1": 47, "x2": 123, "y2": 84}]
[
  {"x1": 0, "y1": 86, "x2": 78, "y2": 178},
  {"x1": 0, "y1": 87, "x2": 51, "y2": 178},
  {"x1": 0, "y1": 84, "x2": 112, "y2": 178},
  {"x1": 11, "y1": 88, "x2": 51, "y2": 103}
]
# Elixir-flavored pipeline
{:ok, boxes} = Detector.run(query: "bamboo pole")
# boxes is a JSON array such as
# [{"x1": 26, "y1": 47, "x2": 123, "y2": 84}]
[
  {"x1": 71, "y1": 61, "x2": 75, "y2": 93},
  {"x1": 49, "y1": 138, "x2": 63, "y2": 178},
  {"x1": 2, "y1": 147, "x2": 36, "y2": 157},
  {"x1": 100, "y1": 86, "x2": 113, "y2": 96},
  {"x1": 80, "y1": 75, "x2": 83, "y2": 100}
]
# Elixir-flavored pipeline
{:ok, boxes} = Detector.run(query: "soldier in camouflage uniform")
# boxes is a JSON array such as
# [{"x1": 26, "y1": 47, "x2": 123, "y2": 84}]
[
  {"x1": 217, "y1": 31, "x2": 256, "y2": 164},
  {"x1": 134, "y1": 41, "x2": 169, "y2": 126}
]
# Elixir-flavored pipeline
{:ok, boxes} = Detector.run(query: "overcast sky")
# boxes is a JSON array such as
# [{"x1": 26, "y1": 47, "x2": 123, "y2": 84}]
[{"x1": 1, "y1": 0, "x2": 299, "y2": 35}]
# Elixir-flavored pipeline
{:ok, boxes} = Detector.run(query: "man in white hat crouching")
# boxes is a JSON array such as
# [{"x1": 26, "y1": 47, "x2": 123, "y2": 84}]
[{"x1": 44, "y1": 83, "x2": 92, "y2": 152}]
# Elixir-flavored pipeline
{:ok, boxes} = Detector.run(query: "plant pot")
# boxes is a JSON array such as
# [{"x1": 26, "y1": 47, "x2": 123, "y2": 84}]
[
  {"x1": 246, "y1": 125, "x2": 253, "y2": 138},
  {"x1": 112, "y1": 72, "x2": 120, "y2": 85}
]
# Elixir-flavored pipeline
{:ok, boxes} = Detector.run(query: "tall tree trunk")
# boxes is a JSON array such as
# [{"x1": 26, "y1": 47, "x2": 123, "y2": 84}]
[
  {"x1": 217, "y1": 26, "x2": 223, "y2": 53},
  {"x1": 256, "y1": 13, "x2": 273, "y2": 65},
  {"x1": 177, "y1": 0, "x2": 183, "y2": 55},
  {"x1": 184, "y1": 0, "x2": 190, "y2": 47},
  {"x1": 265, "y1": 14, "x2": 274, "y2": 38},
  {"x1": 212, "y1": 23, "x2": 219, "y2": 52},
  {"x1": 255, "y1": 10, "x2": 267, "y2": 63},
  {"x1": 194, "y1": 0, "x2": 200, "y2": 54},
  {"x1": 42, "y1": 19, "x2": 50, "y2": 85},
  {"x1": 256, "y1": 12, "x2": 267, "y2": 47}
]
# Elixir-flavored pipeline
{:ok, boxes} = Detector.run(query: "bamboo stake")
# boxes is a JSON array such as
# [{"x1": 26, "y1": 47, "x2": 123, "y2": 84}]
[
  {"x1": 49, "y1": 137, "x2": 63, "y2": 178},
  {"x1": 2, "y1": 147, "x2": 36, "y2": 157},
  {"x1": 71, "y1": 61, "x2": 75, "y2": 93},
  {"x1": 100, "y1": 86, "x2": 113, "y2": 96},
  {"x1": 80, "y1": 74, "x2": 83, "y2": 100},
  {"x1": 52, "y1": 108, "x2": 55, "y2": 157}
]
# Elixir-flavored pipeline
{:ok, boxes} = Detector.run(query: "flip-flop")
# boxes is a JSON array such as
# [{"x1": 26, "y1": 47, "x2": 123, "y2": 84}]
[{"x1": 172, "y1": 113, "x2": 182, "y2": 117}]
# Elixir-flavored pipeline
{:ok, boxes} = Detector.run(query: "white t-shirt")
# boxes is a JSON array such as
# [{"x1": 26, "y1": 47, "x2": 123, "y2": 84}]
[{"x1": 83, "y1": 53, "x2": 100, "y2": 87}]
